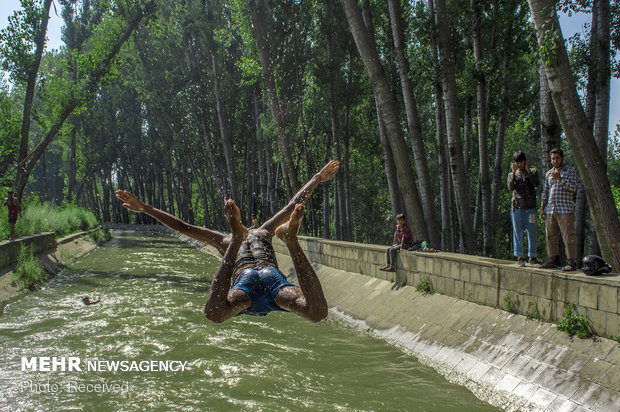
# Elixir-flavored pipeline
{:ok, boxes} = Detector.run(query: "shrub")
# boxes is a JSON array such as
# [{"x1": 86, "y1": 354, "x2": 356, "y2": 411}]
[
  {"x1": 92, "y1": 223, "x2": 113, "y2": 243},
  {"x1": 557, "y1": 305, "x2": 593, "y2": 339},
  {"x1": 416, "y1": 276, "x2": 434, "y2": 295},
  {"x1": 11, "y1": 245, "x2": 47, "y2": 291},
  {"x1": 503, "y1": 294, "x2": 515, "y2": 313}
]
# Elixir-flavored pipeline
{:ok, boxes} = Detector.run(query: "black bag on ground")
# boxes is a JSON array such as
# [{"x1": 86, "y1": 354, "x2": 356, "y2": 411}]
[{"x1": 582, "y1": 255, "x2": 612, "y2": 276}]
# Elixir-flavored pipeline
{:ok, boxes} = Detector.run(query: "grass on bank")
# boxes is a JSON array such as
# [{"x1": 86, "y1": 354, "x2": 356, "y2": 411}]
[
  {"x1": 92, "y1": 223, "x2": 113, "y2": 243},
  {"x1": 416, "y1": 276, "x2": 435, "y2": 295},
  {"x1": 0, "y1": 202, "x2": 99, "y2": 241},
  {"x1": 557, "y1": 305, "x2": 593, "y2": 339},
  {"x1": 10, "y1": 245, "x2": 47, "y2": 291}
]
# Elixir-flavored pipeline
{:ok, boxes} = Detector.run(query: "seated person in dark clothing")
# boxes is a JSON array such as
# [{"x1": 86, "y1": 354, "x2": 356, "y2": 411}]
[
  {"x1": 380, "y1": 213, "x2": 413, "y2": 272},
  {"x1": 115, "y1": 161, "x2": 340, "y2": 323}
]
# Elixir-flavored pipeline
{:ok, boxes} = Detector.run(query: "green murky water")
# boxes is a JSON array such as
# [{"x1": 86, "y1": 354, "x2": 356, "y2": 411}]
[{"x1": 0, "y1": 230, "x2": 498, "y2": 411}]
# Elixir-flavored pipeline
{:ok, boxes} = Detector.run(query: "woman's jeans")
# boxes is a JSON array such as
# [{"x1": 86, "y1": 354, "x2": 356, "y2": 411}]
[{"x1": 511, "y1": 208, "x2": 537, "y2": 258}]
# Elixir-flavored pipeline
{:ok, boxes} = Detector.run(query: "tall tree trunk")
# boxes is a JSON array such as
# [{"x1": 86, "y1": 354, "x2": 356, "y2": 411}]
[
  {"x1": 248, "y1": 0, "x2": 299, "y2": 199},
  {"x1": 340, "y1": 0, "x2": 429, "y2": 242},
  {"x1": 462, "y1": 36, "x2": 473, "y2": 174},
  {"x1": 67, "y1": 126, "x2": 77, "y2": 203},
  {"x1": 387, "y1": 0, "x2": 439, "y2": 247},
  {"x1": 463, "y1": 94, "x2": 474, "y2": 176},
  {"x1": 378, "y1": 105, "x2": 404, "y2": 218},
  {"x1": 528, "y1": 0, "x2": 620, "y2": 270},
  {"x1": 489, "y1": 14, "x2": 515, "y2": 255},
  {"x1": 428, "y1": 0, "x2": 454, "y2": 251},
  {"x1": 490, "y1": 55, "x2": 509, "y2": 226},
  {"x1": 472, "y1": 0, "x2": 491, "y2": 255},
  {"x1": 433, "y1": 0, "x2": 475, "y2": 253},
  {"x1": 587, "y1": 0, "x2": 611, "y2": 256},
  {"x1": 576, "y1": 4, "x2": 599, "y2": 262},
  {"x1": 15, "y1": 0, "x2": 53, "y2": 200},
  {"x1": 186, "y1": 36, "x2": 229, "y2": 202},
  {"x1": 41, "y1": 150, "x2": 48, "y2": 202},
  {"x1": 323, "y1": 133, "x2": 331, "y2": 238},
  {"x1": 343, "y1": 43, "x2": 355, "y2": 241},
  {"x1": 211, "y1": 53, "x2": 237, "y2": 201},
  {"x1": 539, "y1": 62, "x2": 561, "y2": 170},
  {"x1": 265, "y1": 130, "x2": 278, "y2": 218},
  {"x1": 326, "y1": 0, "x2": 345, "y2": 240}
]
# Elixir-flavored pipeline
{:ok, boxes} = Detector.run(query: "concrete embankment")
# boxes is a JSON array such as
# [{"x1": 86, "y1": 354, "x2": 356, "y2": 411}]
[
  {"x1": 270, "y1": 237, "x2": 619, "y2": 412},
  {"x1": 0, "y1": 231, "x2": 99, "y2": 308}
]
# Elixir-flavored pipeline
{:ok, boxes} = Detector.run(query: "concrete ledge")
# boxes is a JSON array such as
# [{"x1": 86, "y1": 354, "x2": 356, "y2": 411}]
[
  {"x1": 273, "y1": 236, "x2": 620, "y2": 339},
  {"x1": 0, "y1": 233, "x2": 56, "y2": 268}
]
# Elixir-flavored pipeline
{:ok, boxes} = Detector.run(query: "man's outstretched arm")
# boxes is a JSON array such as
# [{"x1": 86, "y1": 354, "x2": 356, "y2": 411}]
[
  {"x1": 115, "y1": 190, "x2": 229, "y2": 254},
  {"x1": 261, "y1": 160, "x2": 339, "y2": 234}
]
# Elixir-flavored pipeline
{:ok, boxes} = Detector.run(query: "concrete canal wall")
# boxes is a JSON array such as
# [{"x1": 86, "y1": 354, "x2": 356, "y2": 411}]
[
  {"x1": 273, "y1": 237, "x2": 619, "y2": 340},
  {"x1": 271, "y1": 236, "x2": 619, "y2": 412}
]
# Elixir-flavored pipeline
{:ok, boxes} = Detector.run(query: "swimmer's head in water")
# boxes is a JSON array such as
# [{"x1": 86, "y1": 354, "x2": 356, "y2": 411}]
[{"x1": 82, "y1": 296, "x2": 89, "y2": 304}]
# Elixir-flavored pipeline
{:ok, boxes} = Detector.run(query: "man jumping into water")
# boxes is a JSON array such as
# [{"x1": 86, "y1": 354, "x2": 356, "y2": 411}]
[{"x1": 115, "y1": 160, "x2": 339, "y2": 323}]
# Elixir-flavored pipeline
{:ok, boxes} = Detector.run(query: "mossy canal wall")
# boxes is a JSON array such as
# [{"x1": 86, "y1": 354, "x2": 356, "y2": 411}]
[{"x1": 270, "y1": 236, "x2": 619, "y2": 412}]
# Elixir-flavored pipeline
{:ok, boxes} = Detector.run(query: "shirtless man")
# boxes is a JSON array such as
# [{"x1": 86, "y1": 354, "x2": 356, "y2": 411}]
[{"x1": 115, "y1": 160, "x2": 339, "y2": 323}]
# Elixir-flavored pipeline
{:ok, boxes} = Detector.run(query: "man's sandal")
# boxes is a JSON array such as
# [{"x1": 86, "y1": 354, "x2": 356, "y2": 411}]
[
  {"x1": 562, "y1": 263, "x2": 577, "y2": 272},
  {"x1": 538, "y1": 261, "x2": 557, "y2": 269}
]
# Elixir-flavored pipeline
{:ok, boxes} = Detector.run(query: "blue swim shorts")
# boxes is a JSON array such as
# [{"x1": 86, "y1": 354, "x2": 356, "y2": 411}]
[{"x1": 231, "y1": 267, "x2": 297, "y2": 316}]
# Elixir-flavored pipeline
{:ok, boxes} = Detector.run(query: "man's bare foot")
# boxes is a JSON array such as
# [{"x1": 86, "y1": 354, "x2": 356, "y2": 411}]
[
  {"x1": 224, "y1": 199, "x2": 248, "y2": 242},
  {"x1": 275, "y1": 204, "x2": 304, "y2": 244}
]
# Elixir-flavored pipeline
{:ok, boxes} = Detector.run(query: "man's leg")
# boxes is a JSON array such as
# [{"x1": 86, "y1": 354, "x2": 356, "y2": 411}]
[
  {"x1": 203, "y1": 200, "x2": 251, "y2": 323},
  {"x1": 259, "y1": 161, "x2": 339, "y2": 235},
  {"x1": 273, "y1": 205, "x2": 328, "y2": 322},
  {"x1": 525, "y1": 209, "x2": 539, "y2": 263},
  {"x1": 545, "y1": 213, "x2": 561, "y2": 262},
  {"x1": 381, "y1": 245, "x2": 398, "y2": 271},
  {"x1": 511, "y1": 209, "x2": 524, "y2": 258},
  {"x1": 557, "y1": 213, "x2": 577, "y2": 270}
]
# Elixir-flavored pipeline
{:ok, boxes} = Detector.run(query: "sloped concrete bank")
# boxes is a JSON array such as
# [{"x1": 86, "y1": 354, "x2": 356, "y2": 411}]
[
  {"x1": 0, "y1": 230, "x2": 100, "y2": 309},
  {"x1": 271, "y1": 238, "x2": 619, "y2": 412}
]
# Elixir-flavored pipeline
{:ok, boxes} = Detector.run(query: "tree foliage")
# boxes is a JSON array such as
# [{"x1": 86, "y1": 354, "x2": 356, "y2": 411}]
[{"x1": 1, "y1": 0, "x2": 618, "y2": 262}]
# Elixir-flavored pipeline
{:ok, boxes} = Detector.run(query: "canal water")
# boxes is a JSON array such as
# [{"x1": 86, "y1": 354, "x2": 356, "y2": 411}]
[{"x1": 0, "y1": 230, "x2": 498, "y2": 411}]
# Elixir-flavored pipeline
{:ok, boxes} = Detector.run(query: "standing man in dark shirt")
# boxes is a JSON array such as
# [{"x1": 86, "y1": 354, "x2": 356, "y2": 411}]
[{"x1": 507, "y1": 151, "x2": 540, "y2": 266}]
